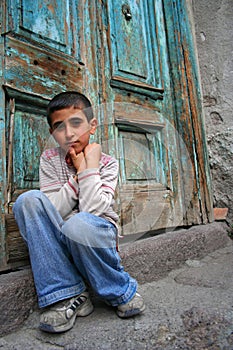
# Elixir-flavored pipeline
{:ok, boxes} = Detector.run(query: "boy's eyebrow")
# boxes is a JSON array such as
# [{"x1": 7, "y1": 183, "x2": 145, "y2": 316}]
[{"x1": 69, "y1": 116, "x2": 83, "y2": 121}]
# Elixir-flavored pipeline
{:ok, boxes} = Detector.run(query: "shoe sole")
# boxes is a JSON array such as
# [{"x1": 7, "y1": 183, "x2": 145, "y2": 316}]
[
  {"x1": 39, "y1": 299, "x2": 94, "y2": 333},
  {"x1": 117, "y1": 304, "x2": 146, "y2": 318}
]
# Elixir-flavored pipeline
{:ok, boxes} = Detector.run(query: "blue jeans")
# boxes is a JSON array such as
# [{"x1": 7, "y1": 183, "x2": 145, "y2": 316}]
[{"x1": 13, "y1": 190, "x2": 137, "y2": 308}]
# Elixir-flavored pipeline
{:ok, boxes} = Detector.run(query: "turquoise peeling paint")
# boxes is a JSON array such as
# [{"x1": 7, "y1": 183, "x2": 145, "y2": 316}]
[{"x1": 0, "y1": 0, "x2": 213, "y2": 268}]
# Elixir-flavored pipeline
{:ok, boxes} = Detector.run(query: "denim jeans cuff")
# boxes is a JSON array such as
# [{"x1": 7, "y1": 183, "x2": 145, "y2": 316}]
[
  {"x1": 38, "y1": 281, "x2": 86, "y2": 308},
  {"x1": 108, "y1": 278, "x2": 138, "y2": 307}
]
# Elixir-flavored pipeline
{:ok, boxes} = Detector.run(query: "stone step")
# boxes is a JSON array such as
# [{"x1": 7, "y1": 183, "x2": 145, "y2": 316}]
[{"x1": 0, "y1": 221, "x2": 231, "y2": 337}]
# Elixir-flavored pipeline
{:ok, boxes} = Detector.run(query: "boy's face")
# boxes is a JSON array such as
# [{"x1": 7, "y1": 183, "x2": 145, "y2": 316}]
[{"x1": 49, "y1": 106, "x2": 97, "y2": 154}]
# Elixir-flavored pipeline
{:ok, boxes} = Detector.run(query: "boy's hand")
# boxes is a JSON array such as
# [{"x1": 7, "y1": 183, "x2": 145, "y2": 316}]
[
  {"x1": 68, "y1": 143, "x2": 101, "y2": 173},
  {"x1": 68, "y1": 148, "x2": 86, "y2": 173},
  {"x1": 84, "y1": 143, "x2": 101, "y2": 169}
]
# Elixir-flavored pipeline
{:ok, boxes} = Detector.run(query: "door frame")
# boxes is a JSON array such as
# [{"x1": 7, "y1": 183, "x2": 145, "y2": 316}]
[{"x1": 163, "y1": 0, "x2": 213, "y2": 224}]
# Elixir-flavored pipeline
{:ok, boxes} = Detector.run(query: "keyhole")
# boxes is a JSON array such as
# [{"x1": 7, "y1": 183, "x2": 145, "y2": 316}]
[{"x1": 122, "y1": 4, "x2": 132, "y2": 21}]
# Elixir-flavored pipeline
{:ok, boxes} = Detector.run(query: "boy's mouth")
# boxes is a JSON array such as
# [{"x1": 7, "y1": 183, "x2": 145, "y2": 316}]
[{"x1": 65, "y1": 140, "x2": 79, "y2": 147}]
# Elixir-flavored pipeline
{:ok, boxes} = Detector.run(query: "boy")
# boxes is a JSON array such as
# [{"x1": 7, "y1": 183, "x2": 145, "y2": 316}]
[{"x1": 13, "y1": 91, "x2": 145, "y2": 333}]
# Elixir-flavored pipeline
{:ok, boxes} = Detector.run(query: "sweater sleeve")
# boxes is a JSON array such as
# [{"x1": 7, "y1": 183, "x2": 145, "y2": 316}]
[
  {"x1": 77, "y1": 157, "x2": 118, "y2": 216},
  {"x1": 39, "y1": 153, "x2": 79, "y2": 219}
]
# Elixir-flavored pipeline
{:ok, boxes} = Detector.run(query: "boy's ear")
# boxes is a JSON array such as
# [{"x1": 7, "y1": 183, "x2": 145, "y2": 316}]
[{"x1": 89, "y1": 118, "x2": 98, "y2": 135}]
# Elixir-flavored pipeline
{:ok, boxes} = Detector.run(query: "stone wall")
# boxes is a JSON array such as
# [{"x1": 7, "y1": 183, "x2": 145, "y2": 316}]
[{"x1": 192, "y1": 0, "x2": 233, "y2": 224}]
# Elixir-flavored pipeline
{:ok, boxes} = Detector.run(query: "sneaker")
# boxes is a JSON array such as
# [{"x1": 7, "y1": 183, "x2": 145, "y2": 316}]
[
  {"x1": 117, "y1": 292, "x2": 145, "y2": 318},
  {"x1": 39, "y1": 291, "x2": 94, "y2": 333}
]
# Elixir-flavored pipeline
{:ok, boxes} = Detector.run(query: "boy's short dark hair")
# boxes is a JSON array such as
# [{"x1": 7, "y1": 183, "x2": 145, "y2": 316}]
[{"x1": 47, "y1": 91, "x2": 94, "y2": 127}]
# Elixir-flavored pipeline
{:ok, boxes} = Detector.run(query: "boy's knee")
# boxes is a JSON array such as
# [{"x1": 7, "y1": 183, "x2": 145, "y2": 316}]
[
  {"x1": 62, "y1": 212, "x2": 115, "y2": 248},
  {"x1": 62, "y1": 214, "x2": 88, "y2": 243},
  {"x1": 13, "y1": 190, "x2": 44, "y2": 213}
]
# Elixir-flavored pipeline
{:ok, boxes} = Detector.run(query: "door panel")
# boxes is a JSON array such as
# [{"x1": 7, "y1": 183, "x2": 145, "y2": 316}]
[
  {"x1": 119, "y1": 131, "x2": 159, "y2": 182},
  {"x1": 11, "y1": 108, "x2": 50, "y2": 195},
  {"x1": 6, "y1": 0, "x2": 80, "y2": 57},
  {"x1": 21, "y1": 0, "x2": 70, "y2": 46},
  {"x1": 4, "y1": 0, "x2": 84, "y2": 99},
  {"x1": 5, "y1": 36, "x2": 83, "y2": 97},
  {"x1": 4, "y1": 88, "x2": 53, "y2": 203},
  {"x1": 108, "y1": 0, "x2": 163, "y2": 98}
]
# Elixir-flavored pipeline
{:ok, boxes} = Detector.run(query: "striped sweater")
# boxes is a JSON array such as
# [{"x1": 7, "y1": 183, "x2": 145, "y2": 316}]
[{"x1": 39, "y1": 147, "x2": 119, "y2": 226}]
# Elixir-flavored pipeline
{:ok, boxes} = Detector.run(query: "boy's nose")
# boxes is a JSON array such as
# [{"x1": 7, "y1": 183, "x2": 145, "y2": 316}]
[{"x1": 65, "y1": 125, "x2": 75, "y2": 139}]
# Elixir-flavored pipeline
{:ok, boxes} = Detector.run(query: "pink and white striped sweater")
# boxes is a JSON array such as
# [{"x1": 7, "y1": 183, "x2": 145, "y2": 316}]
[{"x1": 39, "y1": 147, "x2": 119, "y2": 226}]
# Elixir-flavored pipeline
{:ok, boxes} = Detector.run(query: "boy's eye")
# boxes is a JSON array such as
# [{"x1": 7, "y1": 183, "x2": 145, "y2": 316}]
[
  {"x1": 52, "y1": 118, "x2": 83, "y2": 131},
  {"x1": 70, "y1": 119, "x2": 82, "y2": 127},
  {"x1": 53, "y1": 123, "x2": 65, "y2": 131}
]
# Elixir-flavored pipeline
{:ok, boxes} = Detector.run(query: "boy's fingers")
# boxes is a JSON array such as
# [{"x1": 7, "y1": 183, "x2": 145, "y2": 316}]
[
  {"x1": 68, "y1": 148, "x2": 75, "y2": 157},
  {"x1": 84, "y1": 143, "x2": 101, "y2": 155}
]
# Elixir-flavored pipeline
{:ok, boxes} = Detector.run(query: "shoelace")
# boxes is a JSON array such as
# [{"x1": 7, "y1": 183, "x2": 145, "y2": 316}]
[{"x1": 66, "y1": 295, "x2": 87, "y2": 319}]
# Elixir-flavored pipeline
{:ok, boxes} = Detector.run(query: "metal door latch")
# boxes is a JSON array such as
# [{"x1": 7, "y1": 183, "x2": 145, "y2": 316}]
[{"x1": 122, "y1": 4, "x2": 132, "y2": 21}]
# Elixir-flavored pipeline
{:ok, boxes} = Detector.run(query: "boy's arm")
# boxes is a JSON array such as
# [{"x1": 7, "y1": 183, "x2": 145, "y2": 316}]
[
  {"x1": 77, "y1": 156, "x2": 118, "y2": 216},
  {"x1": 39, "y1": 154, "x2": 79, "y2": 219}
]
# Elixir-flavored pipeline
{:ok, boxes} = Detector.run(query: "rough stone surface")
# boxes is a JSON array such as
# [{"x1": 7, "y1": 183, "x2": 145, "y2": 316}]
[
  {"x1": 0, "y1": 221, "x2": 231, "y2": 338},
  {"x1": 120, "y1": 221, "x2": 231, "y2": 283},
  {"x1": 0, "y1": 238, "x2": 232, "y2": 349},
  {"x1": 192, "y1": 0, "x2": 233, "y2": 224},
  {"x1": 0, "y1": 268, "x2": 37, "y2": 336}
]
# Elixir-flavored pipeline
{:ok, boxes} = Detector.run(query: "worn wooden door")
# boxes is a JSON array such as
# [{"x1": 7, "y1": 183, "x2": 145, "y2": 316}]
[
  {"x1": 0, "y1": 0, "x2": 98, "y2": 269},
  {"x1": 0, "y1": 0, "x2": 213, "y2": 269},
  {"x1": 99, "y1": 0, "x2": 184, "y2": 236},
  {"x1": 95, "y1": 0, "x2": 212, "y2": 237}
]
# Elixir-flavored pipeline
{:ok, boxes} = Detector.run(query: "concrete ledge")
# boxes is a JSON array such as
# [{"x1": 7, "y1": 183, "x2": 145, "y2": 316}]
[
  {"x1": 120, "y1": 221, "x2": 231, "y2": 283},
  {"x1": 0, "y1": 221, "x2": 231, "y2": 337}
]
